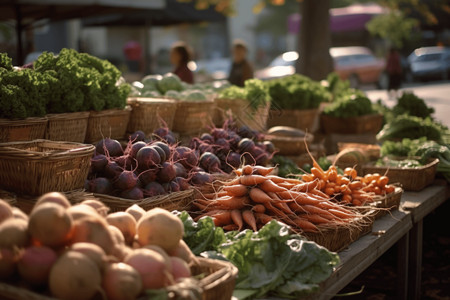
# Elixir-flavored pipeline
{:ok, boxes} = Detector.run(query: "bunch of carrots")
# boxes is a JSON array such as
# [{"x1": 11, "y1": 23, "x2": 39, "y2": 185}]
[
  {"x1": 192, "y1": 165, "x2": 365, "y2": 233},
  {"x1": 301, "y1": 163, "x2": 396, "y2": 206}
]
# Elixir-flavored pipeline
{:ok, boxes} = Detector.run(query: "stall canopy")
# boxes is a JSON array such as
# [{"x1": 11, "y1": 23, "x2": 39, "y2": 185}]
[{"x1": 0, "y1": 0, "x2": 165, "y2": 64}]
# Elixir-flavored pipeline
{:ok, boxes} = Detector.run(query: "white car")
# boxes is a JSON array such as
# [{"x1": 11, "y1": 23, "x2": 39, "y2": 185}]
[{"x1": 407, "y1": 46, "x2": 450, "y2": 81}]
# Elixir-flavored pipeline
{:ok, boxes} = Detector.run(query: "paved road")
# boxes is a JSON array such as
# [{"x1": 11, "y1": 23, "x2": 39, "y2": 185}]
[{"x1": 364, "y1": 81, "x2": 450, "y2": 129}]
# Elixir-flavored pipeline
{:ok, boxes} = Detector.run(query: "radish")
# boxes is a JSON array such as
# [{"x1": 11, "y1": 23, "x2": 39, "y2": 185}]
[
  {"x1": 70, "y1": 216, "x2": 115, "y2": 255},
  {"x1": 120, "y1": 187, "x2": 144, "y2": 200},
  {"x1": 0, "y1": 199, "x2": 13, "y2": 224},
  {"x1": 136, "y1": 146, "x2": 161, "y2": 169},
  {"x1": 226, "y1": 151, "x2": 242, "y2": 169},
  {"x1": 152, "y1": 141, "x2": 171, "y2": 160},
  {"x1": 80, "y1": 199, "x2": 110, "y2": 217},
  {"x1": 102, "y1": 262, "x2": 142, "y2": 300},
  {"x1": 28, "y1": 203, "x2": 73, "y2": 248},
  {"x1": 173, "y1": 146, "x2": 199, "y2": 169},
  {"x1": 200, "y1": 133, "x2": 214, "y2": 143},
  {"x1": 108, "y1": 225, "x2": 125, "y2": 245},
  {"x1": 125, "y1": 204, "x2": 145, "y2": 222},
  {"x1": 158, "y1": 161, "x2": 176, "y2": 183},
  {"x1": 162, "y1": 134, "x2": 176, "y2": 145},
  {"x1": 143, "y1": 182, "x2": 165, "y2": 197},
  {"x1": 11, "y1": 207, "x2": 28, "y2": 222},
  {"x1": 136, "y1": 208, "x2": 184, "y2": 254},
  {"x1": 106, "y1": 212, "x2": 137, "y2": 246},
  {"x1": 67, "y1": 204, "x2": 100, "y2": 220},
  {"x1": 139, "y1": 168, "x2": 158, "y2": 185},
  {"x1": 124, "y1": 248, "x2": 172, "y2": 289},
  {"x1": 170, "y1": 256, "x2": 191, "y2": 281},
  {"x1": 91, "y1": 154, "x2": 108, "y2": 173},
  {"x1": 104, "y1": 161, "x2": 123, "y2": 179},
  {"x1": 96, "y1": 138, "x2": 123, "y2": 157},
  {"x1": 211, "y1": 127, "x2": 228, "y2": 140},
  {"x1": 69, "y1": 243, "x2": 107, "y2": 273},
  {"x1": 88, "y1": 177, "x2": 113, "y2": 194},
  {"x1": 114, "y1": 170, "x2": 139, "y2": 190},
  {"x1": 114, "y1": 155, "x2": 134, "y2": 169},
  {"x1": 34, "y1": 192, "x2": 71, "y2": 210},
  {"x1": 174, "y1": 162, "x2": 188, "y2": 178},
  {"x1": 238, "y1": 138, "x2": 255, "y2": 153},
  {"x1": 199, "y1": 152, "x2": 222, "y2": 173},
  {"x1": 129, "y1": 141, "x2": 146, "y2": 158},
  {"x1": 173, "y1": 177, "x2": 190, "y2": 191},
  {"x1": 130, "y1": 130, "x2": 146, "y2": 142},
  {"x1": 18, "y1": 246, "x2": 58, "y2": 286},
  {"x1": 151, "y1": 145, "x2": 167, "y2": 163},
  {"x1": 215, "y1": 137, "x2": 230, "y2": 153},
  {"x1": 190, "y1": 171, "x2": 213, "y2": 185},
  {"x1": 0, "y1": 218, "x2": 29, "y2": 248},
  {"x1": 49, "y1": 251, "x2": 102, "y2": 300},
  {"x1": 0, "y1": 247, "x2": 18, "y2": 279}
]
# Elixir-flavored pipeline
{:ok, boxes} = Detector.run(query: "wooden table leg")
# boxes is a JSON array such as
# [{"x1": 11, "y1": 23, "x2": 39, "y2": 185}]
[
  {"x1": 397, "y1": 232, "x2": 409, "y2": 300},
  {"x1": 408, "y1": 220, "x2": 423, "y2": 300}
]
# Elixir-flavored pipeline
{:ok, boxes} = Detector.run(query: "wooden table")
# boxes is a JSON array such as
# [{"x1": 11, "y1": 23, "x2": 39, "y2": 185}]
[{"x1": 301, "y1": 183, "x2": 449, "y2": 300}]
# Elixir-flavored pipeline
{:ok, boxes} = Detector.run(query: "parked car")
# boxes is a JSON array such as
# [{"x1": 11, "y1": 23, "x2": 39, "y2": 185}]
[
  {"x1": 406, "y1": 46, "x2": 450, "y2": 82},
  {"x1": 255, "y1": 46, "x2": 386, "y2": 88}
]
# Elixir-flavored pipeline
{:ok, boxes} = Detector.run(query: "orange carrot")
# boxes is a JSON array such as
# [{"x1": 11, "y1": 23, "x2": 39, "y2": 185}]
[
  {"x1": 302, "y1": 174, "x2": 314, "y2": 182},
  {"x1": 200, "y1": 191, "x2": 228, "y2": 199},
  {"x1": 252, "y1": 204, "x2": 266, "y2": 213},
  {"x1": 291, "y1": 180, "x2": 319, "y2": 192},
  {"x1": 259, "y1": 179, "x2": 287, "y2": 193},
  {"x1": 194, "y1": 196, "x2": 250, "y2": 210},
  {"x1": 242, "y1": 165, "x2": 253, "y2": 175},
  {"x1": 278, "y1": 190, "x2": 324, "y2": 206},
  {"x1": 277, "y1": 182, "x2": 296, "y2": 189},
  {"x1": 252, "y1": 165, "x2": 275, "y2": 176},
  {"x1": 377, "y1": 176, "x2": 389, "y2": 188},
  {"x1": 302, "y1": 214, "x2": 332, "y2": 224},
  {"x1": 222, "y1": 184, "x2": 248, "y2": 197},
  {"x1": 249, "y1": 187, "x2": 272, "y2": 204},
  {"x1": 223, "y1": 224, "x2": 239, "y2": 231},
  {"x1": 348, "y1": 181, "x2": 363, "y2": 190},
  {"x1": 230, "y1": 209, "x2": 244, "y2": 231},
  {"x1": 254, "y1": 212, "x2": 273, "y2": 225},
  {"x1": 292, "y1": 217, "x2": 319, "y2": 233},
  {"x1": 301, "y1": 205, "x2": 336, "y2": 220},
  {"x1": 208, "y1": 211, "x2": 232, "y2": 226},
  {"x1": 242, "y1": 210, "x2": 258, "y2": 231},
  {"x1": 328, "y1": 208, "x2": 356, "y2": 219},
  {"x1": 240, "y1": 174, "x2": 267, "y2": 186},
  {"x1": 266, "y1": 175, "x2": 302, "y2": 185}
]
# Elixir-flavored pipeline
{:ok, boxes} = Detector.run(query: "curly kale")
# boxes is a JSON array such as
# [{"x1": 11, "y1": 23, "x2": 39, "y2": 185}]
[
  {"x1": 0, "y1": 84, "x2": 28, "y2": 119},
  {"x1": 377, "y1": 115, "x2": 443, "y2": 142},
  {"x1": 0, "y1": 53, "x2": 12, "y2": 71},
  {"x1": 323, "y1": 94, "x2": 375, "y2": 118},
  {"x1": 393, "y1": 92, "x2": 434, "y2": 119}
]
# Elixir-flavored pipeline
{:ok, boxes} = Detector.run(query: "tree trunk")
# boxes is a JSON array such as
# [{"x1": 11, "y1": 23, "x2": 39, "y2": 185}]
[{"x1": 296, "y1": 0, "x2": 333, "y2": 80}]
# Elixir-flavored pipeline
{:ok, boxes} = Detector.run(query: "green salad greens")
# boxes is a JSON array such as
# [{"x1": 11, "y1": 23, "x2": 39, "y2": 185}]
[
  {"x1": 323, "y1": 92, "x2": 375, "y2": 118},
  {"x1": 271, "y1": 155, "x2": 300, "y2": 178},
  {"x1": 218, "y1": 79, "x2": 271, "y2": 111},
  {"x1": 392, "y1": 92, "x2": 434, "y2": 119},
  {"x1": 375, "y1": 157, "x2": 422, "y2": 168},
  {"x1": 376, "y1": 115, "x2": 444, "y2": 142},
  {"x1": 177, "y1": 211, "x2": 340, "y2": 299}
]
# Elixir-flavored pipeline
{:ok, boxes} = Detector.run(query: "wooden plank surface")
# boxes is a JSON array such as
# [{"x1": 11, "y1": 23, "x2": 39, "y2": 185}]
[
  {"x1": 303, "y1": 209, "x2": 413, "y2": 300},
  {"x1": 401, "y1": 185, "x2": 448, "y2": 223}
]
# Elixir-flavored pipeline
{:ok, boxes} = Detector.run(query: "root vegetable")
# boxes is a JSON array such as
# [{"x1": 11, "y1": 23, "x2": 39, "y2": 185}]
[
  {"x1": 79, "y1": 199, "x2": 109, "y2": 217},
  {"x1": 96, "y1": 138, "x2": 123, "y2": 157},
  {"x1": 49, "y1": 251, "x2": 101, "y2": 300},
  {"x1": 120, "y1": 187, "x2": 144, "y2": 200},
  {"x1": 28, "y1": 203, "x2": 73, "y2": 248},
  {"x1": 108, "y1": 225, "x2": 125, "y2": 245},
  {"x1": 124, "y1": 248, "x2": 172, "y2": 289},
  {"x1": 0, "y1": 199, "x2": 13, "y2": 224},
  {"x1": 125, "y1": 204, "x2": 145, "y2": 222},
  {"x1": 12, "y1": 207, "x2": 28, "y2": 222},
  {"x1": 0, "y1": 247, "x2": 18, "y2": 279},
  {"x1": 169, "y1": 240, "x2": 196, "y2": 264},
  {"x1": 0, "y1": 218, "x2": 30, "y2": 248},
  {"x1": 170, "y1": 256, "x2": 191, "y2": 281},
  {"x1": 106, "y1": 212, "x2": 136, "y2": 246},
  {"x1": 18, "y1": 246, "x2": 58, "y2": 286},
  {"x1": 67, "y1": 204, "x2": 100, "y2": 220},
  {"x1": 142, "y1": 245, "x2": 171, "y2": 264},
  {"x1": 102, "y1": 262, "x2": 142, "y2": 300},
  {"x1": 34, "y1": 192, "x2": 71, "y2": 210},
  {"x1": 69, "y1": 243, "x2": 107, "y2": 273},
  {"x1": 137, "y1": 208, "x2": 184, "y2": 253},
  {"x1": 70, "y1": 216, "x2": 115, "y2": 255}
]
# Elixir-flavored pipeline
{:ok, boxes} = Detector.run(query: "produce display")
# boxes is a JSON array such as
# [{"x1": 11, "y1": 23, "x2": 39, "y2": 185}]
[
  {"x1": 376, "y1": 115, "x2": 445, "y2": 142},
  {"x1": 217, "y1": 78, "x2": 271, "y2": 111},
  {"x1": 0, "y1": 194, "x2": 202, "y2": 300},
  {"x1": 322, "y1": 92, "x2": 375, "y2": 118},
  {"x1": 179, "y1": 211, "x2": 340, "y2": 299},
  {"x1": 192, "y1": 164, "x2": 367, "y2": 233}
]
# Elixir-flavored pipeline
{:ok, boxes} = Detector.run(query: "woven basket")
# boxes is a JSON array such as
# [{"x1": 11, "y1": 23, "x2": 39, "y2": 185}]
[
  {"x1": 362, "y1": 158, "x2": 439, "y2": 192},
  {"x1": 127, "y1": 97, "x2": 177, "y2": 135},
  {"x1": 45, "y1": 111, "x2": 90, "y2": 143},
  {"x1": 265, "y1": 133, "x2": 314, "y2": 156},
  {"x1": 302, "y1": 212, "x2": 374, "y2": 252},
  {"x1": 172, "y1": 100, "x2": 216, "y2": 136},
  {"x1": 338, "y1": 142, "x2": 381, "y2": 161},
  {"x1": 0, "y1": 190, "x2": 17, "y2": 207},
  {"x1": 320, "y1": 113, "x2": 383, "y2": 134},
  {"x1": 0, "y1": 256, "x2": 237, "y2": 300},
  {"x1": 0, "y1": 118, "x2": 47, "y2": 142},
  {"x1": 214, "y1": 98, "x2": 270, "y2": 131},
  {"x1": 368, "y1": 185, "x2": 403, "y2": 219},
  {"x1": 0, "y1": 140, "x2": 95, "y2": 196},
  {"x1": 267, "y1": 108, "x2": 319, "y2": 132},
  {"x1": 85, "y1": 107, "x2": 131, "y2": 143},
  {"x1": 93, "y1": 189, "x2": 194, "y2": 212}
]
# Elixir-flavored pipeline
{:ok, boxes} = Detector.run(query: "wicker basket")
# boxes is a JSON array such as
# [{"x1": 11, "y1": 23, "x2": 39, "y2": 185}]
[
  {"x1": 362, "y1": 158, "x2": 439, "y2": 192},
  {"x1": 127, "y1": 97, "x2": 177, "y2": 135},
  {"x1": 338, "y1": 142, "x2": 381, "y2": 161},
  {"x1": 0, "y1": 140, "x2": 95, "y2": 196},
  {"x1": 172, "y1": 100, "x2": 216, "y2": 136},
  {"x1": 320, "y1": 113, "x2": 383, "y2": 134},
  {"x1": 0, "y1": 118, "x2": 47, "y2": 142},
  {"x1": 368, "y1": 185, "x2": 403, "y2": 219},
  {"x1": 267, "y1": 108, "x2": 319, "y2": 132},
  {"x1": 45, "y1": 111, "x2": 90, "y2": 143},
  {"x1": 85, "y1": 107, "x2": 131, "y2": 143},
  {"x1": 0, "y1": 257, "x2": 238, "y2": 300},
  {"x1": 213, "y1": 98, "x2": 270, "y2": 131},
  {"x1": 302, "y1": 212, "x2": 374, "y2": 252},
  {"x1": 265, "y1": 133, "x2": 314, "y2": 156},
  {"x1": 93, "y1": 189, "x2": 194, "y2": 212}
]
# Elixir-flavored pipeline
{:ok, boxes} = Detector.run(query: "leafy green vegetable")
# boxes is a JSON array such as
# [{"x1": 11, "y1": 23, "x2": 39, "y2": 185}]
[
  {"x1": 156, "y1": 73, "x2": 183, "y2": 94},
  {"x1": 0, "y1": 53, "x2": 12, "y2": 71},
  {"x1": 393, "y1": 92, "x2": 434, "y2": 119},
  {"x1": 218, "y1": 79, "x2": 271, "y2": 111},
  {"x1": 375, "y1": 157, "x2": 422, "y2": 168},
  {"x1": 176, "y1": 211, "x2": 340, "y2": 299},
  {"x1": 271, "y1": 155, "x2": 300, "y2": 178},
  {"x1": 376, "y1": 115, "x2": 443, "y2": 142},
  {"x1": 323, "y1": 93, "x2": 375, "y2": 118},
  {"x1": 380, "y1": 137, "x2": 427, "y2": 157}
]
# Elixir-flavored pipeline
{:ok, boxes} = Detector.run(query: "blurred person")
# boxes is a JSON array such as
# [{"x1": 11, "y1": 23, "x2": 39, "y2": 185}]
[
  {"x1": 228, "y1": 39, "x2": 253, "y2": 87},
  {"x1": 123, "y1": 40, "x2": 142, "y2": 73},
  {"x1": 170, "y1": 41, "x2": 194, "y2": 84},
  {"x1": 386, "y1": 47, "x2": 402, "y2": 99}
]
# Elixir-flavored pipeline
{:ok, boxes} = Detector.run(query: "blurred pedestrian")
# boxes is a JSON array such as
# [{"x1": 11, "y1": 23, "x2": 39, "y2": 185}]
[
  {"x1": 228, "y1": 39, "x2": 253, "y2": 87},
  {"x1": 170, "y1": 41, "x2": 194, "y2": 84},
  {"x1": 123, "y1": 40, "x2": 142, "y2": 73},
  {"x1": 386, "y1": 47, "x2": 402, "y2": 99}
]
